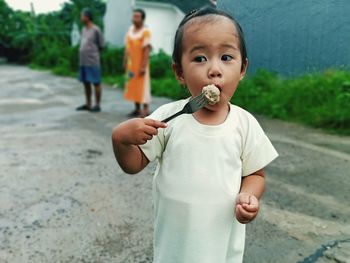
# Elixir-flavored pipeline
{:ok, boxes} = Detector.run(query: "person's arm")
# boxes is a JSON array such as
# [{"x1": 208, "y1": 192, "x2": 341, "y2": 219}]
[
  {"x1": 95, "y1": 28, "x2": 104, "y2": 51},
  {"x1": 112, "y1": 118, "x2": 167, "y2": 174},
  {"x1": 235, "y1": 169, "x2": 265, "y2": 224},
  {"x1": 139, "y1": 45, "x2": 150, "y2": 76},
  {"x1": 98, "y1": 29, "x2": 104, "y2": 51}
]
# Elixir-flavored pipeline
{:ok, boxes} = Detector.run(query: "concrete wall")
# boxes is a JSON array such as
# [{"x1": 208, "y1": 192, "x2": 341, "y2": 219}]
[
  {"x1": 136, "y1": 1, "x2": 184, "y2": 54},
  {"x1": 104, "y1": 0, "x2": 132, "y2": 47},
  {"x1": 103, "y1": 0, "x2": 184, "y2": 54},
  {"x1": 218, "y1": 0, "x2": 350, "y2": 75}
]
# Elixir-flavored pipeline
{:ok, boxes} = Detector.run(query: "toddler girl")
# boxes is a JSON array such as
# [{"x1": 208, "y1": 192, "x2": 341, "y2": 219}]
[{"x1": 112, "y1": 7, "x2": 278, "y2": 263}]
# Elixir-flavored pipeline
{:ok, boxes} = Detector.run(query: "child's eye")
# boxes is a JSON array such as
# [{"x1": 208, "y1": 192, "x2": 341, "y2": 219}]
[
  {"x1": 194, "y1": 56, "x2": 207, "y2": 63},
  {"x1": 221, "y1": 55, "x2": 233, "y2": 61}
]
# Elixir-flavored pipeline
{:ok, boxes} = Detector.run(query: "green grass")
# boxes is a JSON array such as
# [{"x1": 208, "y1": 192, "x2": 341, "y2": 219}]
[{"x1": 234, "y1": 69, "x2": 350, "y2": 135}]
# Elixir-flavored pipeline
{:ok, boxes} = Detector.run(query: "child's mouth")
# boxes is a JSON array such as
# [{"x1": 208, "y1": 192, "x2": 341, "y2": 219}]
[
  {"x1": 211, "y1": 84, "x2": 222, "y2": 92},
  {"x1": 202, "y1": 84, "x2": 221, "y2": 105}
]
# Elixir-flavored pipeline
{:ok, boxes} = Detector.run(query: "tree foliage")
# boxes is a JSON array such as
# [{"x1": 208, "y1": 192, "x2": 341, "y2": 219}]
[{"x1": 0, "y1": 0, "x2": 105, "y2": 62}]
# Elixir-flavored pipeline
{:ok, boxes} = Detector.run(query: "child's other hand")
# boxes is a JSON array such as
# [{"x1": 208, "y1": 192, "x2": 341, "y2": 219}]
[
  {"x1": 235, "y1": 192, "x2": 259, "y2": 224},
  {"x1": 114, "y1": 118, "x2": 167, "y2": 146}
]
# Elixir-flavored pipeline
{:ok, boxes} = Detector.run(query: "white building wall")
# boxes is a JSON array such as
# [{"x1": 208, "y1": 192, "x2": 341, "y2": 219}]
[
  {"x1": 104, "y1": 0, "x2": 184, "y2": 54},
  {"x1": 104, "y1": 0, "x2": 133, "y2": 47},
  {"x1": 135, "y1": 1, "x2": 185, "y2": 54}
]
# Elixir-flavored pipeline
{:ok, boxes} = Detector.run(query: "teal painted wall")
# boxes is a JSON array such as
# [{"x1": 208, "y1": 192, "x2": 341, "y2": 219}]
[{"x1": 218, "y1": 0, "x2": 350, "y2": 75}]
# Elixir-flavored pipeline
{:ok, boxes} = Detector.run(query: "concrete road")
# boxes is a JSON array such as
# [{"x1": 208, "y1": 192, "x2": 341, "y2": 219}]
[{"x1": 0, "y1": 65, "x2": 349, "y2": 263}]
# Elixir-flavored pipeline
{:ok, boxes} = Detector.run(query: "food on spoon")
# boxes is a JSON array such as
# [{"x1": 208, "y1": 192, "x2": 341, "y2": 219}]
[{"x1": 202, "y1": 84, "x2": 220, "y2": 105}]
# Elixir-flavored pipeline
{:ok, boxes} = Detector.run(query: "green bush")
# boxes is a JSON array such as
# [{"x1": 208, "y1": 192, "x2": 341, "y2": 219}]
[
  {"x1": 151, "y1": 77, "x2": 189, "y2": 100},
  {"x1": 32, "y1": 44, "x2": 124, "y2": 77},
  {"x1": 31, "y1": 44, "x2": 78, "y2": 75},
  {"x1": 150, "y1": 50, "x2": 173, "y2": 78},
  {"x1": 101, "y1": 46, "x2": 125, "y2": 76},
  {"x1": 234, "y1": 69, "x2": 350, "y2": 133}
]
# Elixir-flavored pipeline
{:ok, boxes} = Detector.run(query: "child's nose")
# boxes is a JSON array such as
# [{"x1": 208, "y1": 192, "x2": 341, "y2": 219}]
[{"x1": 208, "y1": 63, "x2": 222, "y2": 78}]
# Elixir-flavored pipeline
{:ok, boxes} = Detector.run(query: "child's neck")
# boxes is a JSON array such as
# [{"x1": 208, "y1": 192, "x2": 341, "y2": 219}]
[{"x1": 193, "y1": 103, "x2": 230, "y2": 125}]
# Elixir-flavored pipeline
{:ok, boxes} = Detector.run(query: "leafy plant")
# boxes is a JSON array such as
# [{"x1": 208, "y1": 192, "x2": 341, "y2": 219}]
[
  {"x1": 150, "y1": 50, "x2": 173, "y2": 78},
  {"x1": 0, "y1": 0, "x2": 105, "y2": 63},
  {"x1": 234, "y1": 69, "x2": 350, "y2": 134},
  {"x1": 101, "y1": 47, "x2": 125, "y2": 76},
  {"x1": 151, "y1": 78, "x2": 189, "y2": 100}
]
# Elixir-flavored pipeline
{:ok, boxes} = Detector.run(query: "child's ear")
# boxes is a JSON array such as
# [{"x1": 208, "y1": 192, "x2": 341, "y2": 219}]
[
  {"x1": 240, "y1": 58, "x2": 248, "y2": 80},
  {"x1": 172, "y1": 63, "x2": 185, "y2": 85}
]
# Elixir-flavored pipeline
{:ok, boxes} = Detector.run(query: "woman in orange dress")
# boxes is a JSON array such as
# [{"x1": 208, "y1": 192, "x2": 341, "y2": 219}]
[{"x1": 124, "y1": 8, "x2": 152, "y2": 117}]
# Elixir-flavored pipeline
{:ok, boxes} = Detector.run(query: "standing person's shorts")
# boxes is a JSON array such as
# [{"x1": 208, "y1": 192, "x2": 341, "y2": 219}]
[{"x1": 78, "y1": 66, "x2": 101, "y2": 85}]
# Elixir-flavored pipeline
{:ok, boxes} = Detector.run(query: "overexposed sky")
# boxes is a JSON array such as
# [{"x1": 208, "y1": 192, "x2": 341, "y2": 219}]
[{"x1": 5, "y1": 0, "x2": 69, "y2": 14}]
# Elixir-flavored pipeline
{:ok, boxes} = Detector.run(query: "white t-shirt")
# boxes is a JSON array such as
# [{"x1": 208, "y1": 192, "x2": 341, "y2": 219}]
[{"x1": 140, "y1": 99, "x2": 278, "y2": 263}]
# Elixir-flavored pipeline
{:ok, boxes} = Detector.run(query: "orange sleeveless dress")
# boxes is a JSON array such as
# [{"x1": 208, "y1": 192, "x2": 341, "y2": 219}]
[{"x1": 124, "y1": 26, "x2": 152, "y2": 104}]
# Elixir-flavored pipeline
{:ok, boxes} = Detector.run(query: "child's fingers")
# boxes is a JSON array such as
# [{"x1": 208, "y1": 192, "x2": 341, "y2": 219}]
[
  {"x1": 242, "y1": 196, "x2": 259, "y2": 212},
  {"x1": 236, "y1": 204, "x2": 257, "y2": 223},
  {"x1": 242, "y1": 203, "x2": 258, "y2": 213},
  {"x1": 249, "y1": 195, "x2": 259, "y2": 209},
  {"x1": 237, "y1": 204, "x2": 256, "y2": 218},
  {"x1": 143, "y1": 134, "x2": 153, "y2": 141},
  {"x1": 249, "y1": 195, "x2": 258, "y2": 205},
  {"x1": 143, "y1": 125, "x2": 159, "y2": 136},
  {"x1": 236, "y1": 193, "x2": 250, "y2": 205},
  {"x1": 144, "y1": 118, "x2": 167, "y2": 129},
  {"x1": 236, "y1": 205, "x2": 251, "y2": 224}
]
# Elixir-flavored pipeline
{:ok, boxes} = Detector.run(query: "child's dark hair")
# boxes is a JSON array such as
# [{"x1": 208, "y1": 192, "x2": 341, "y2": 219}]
[
  {"x1": 134, "y1": 8, "x2": 146, "y2": 20},
  {"x1": 81, "y1": 7, "x2": 93, "y2": 21},
  {"x1": 172, "y1": 7, "x2": 247, "y2": 70}
]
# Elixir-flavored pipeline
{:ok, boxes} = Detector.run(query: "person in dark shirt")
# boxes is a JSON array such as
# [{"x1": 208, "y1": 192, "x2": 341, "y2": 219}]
[{"x1": 76, "y1": 8, "x2": 104, "y2": 112}]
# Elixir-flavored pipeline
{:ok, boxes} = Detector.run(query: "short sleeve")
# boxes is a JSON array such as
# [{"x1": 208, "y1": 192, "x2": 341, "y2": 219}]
[
  {"x1": 139, "y1": 108, "x2": 166, "y2": 162},
  {"x1": 142, "y1": 29, "x2": 151, "y2": 48},
  {"x1": 241, "y1": 113, "x2": 278, "y2": 176}
]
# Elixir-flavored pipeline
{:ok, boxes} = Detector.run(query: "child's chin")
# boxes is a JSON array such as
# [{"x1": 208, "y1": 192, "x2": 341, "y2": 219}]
[
  {"x1": 204, "y1": 103, "x2": 221, "y2": 111},
  {"x1": 204, "y1": 100, "x2": 229, "y2": 111}
]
